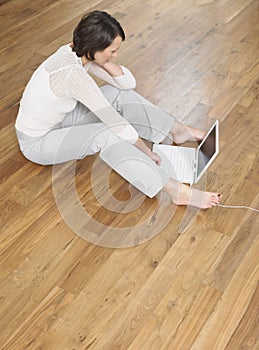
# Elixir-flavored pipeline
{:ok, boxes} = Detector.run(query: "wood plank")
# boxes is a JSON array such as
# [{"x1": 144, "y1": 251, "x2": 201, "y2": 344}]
[
  {"x1": 225, "y1": 284, "x2": 259, "y2": 350},
  {"x1": 190, "y1": 232, "x2": 259, "y2": 349},
  {"x1": 0, "y1": 1, "x2": 258, "y2": 349}
]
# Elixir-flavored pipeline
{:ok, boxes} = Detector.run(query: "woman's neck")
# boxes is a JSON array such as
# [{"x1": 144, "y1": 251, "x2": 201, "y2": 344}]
[{"x1": 81, "y1": 56, "x2": 89, "y2": 66}]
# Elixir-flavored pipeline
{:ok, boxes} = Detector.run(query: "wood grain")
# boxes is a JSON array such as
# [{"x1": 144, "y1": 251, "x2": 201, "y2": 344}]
[{"x1": 0, "y1": 0, "x2": 258, "y2": 349}]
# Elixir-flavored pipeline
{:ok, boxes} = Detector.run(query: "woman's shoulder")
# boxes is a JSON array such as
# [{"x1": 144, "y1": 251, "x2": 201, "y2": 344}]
[{"x1": 44, "y1": 44, "x2": 82, "y2": 73}]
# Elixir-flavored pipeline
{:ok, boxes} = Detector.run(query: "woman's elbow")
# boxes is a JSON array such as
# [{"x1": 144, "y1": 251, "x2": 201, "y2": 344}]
[{"x1": 120, "y1": 79, "x2": 136, "y2": 90}]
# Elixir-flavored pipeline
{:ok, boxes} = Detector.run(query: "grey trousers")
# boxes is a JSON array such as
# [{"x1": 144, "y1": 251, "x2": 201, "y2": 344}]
[{"x1": 16, "y1": 86, "x2": 175, "y2": 197}]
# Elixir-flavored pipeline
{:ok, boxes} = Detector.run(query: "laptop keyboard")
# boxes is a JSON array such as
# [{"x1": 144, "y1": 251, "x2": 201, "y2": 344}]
[{"x1": 169, "y1": 147, "x2": 194, "y2": 181}]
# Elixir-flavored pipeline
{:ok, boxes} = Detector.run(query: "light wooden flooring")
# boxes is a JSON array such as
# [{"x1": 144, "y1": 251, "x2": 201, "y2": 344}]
[{"x1": 0, "y1": 0, "x2": 258, "y2": 349}]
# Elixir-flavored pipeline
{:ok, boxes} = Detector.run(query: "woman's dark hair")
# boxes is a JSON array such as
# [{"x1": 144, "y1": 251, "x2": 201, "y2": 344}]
[{"x1": 72, "y1": 10, "x2": 125, "y2": 59}]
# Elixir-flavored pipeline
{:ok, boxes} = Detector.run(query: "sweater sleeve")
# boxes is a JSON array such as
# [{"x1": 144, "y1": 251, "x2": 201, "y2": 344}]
[
  {"x1": 87, "y1": 62, "x2": 136, "y2": 90},
  {"x1": 64, "y1": 66, "x2": 138, "y2": 143}
]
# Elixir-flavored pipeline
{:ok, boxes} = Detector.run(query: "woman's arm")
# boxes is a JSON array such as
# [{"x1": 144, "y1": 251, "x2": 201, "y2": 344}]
[
  {"x1": 64, "y1": 66, "x2": 138, "y2": 143},
  {"x1": 88, "y1": 62, "x2": 136, "y2": 90},
  {"x1": 101, "y1": 61, "x2": 124, "y2": 76},
  {"x1": 90, "y1": 62, "x2": 160, "y2": 164}
]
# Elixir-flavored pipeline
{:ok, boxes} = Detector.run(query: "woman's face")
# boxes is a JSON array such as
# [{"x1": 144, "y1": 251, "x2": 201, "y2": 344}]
[{"x1": 94, "y1": 35, "x2": 122, "y2": 65}]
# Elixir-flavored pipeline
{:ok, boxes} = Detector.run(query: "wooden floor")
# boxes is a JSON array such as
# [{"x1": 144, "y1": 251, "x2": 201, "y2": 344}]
[{"x1": 0, "y1": 0, "x2": 258, "y2": 349}]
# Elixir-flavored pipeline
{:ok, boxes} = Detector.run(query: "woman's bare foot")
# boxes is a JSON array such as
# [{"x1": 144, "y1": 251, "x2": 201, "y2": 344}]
[
  {"x1": 163, "y1": 179, "x2": 222, "y2": 209},
  {"x1": 170, "y1": 121, "x2": 206, "y2": 144}
]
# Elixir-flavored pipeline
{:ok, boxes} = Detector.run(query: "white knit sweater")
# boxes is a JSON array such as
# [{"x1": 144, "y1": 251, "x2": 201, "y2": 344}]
[{"x1": 15, "y1": 44, "x2": 138, "y2": 143}]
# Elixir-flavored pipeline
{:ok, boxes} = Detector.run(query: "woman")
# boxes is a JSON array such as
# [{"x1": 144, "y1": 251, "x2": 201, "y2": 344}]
[{"x1": 15, "y1": 10, "x2": 222, "y2": 208}]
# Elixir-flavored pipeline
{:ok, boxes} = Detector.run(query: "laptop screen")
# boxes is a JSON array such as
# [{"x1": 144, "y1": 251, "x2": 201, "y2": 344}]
[{"x1": 196, "y1": 121, "x2": 218, "y2": 180}]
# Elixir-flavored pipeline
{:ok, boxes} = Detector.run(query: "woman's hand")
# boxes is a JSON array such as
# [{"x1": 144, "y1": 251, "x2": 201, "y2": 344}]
[
  {"x1": 134, "y1": 138, "x2": 162, "y2": 166},
  {"x1": 96, "y1": 60, "x2": 123, "y2": 77},
  {"x1": 149, "y1": 152, "x2": 161, "y2": 166}
]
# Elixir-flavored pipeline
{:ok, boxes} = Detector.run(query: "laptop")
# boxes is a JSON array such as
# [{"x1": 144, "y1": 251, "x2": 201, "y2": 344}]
[{"x1": 153, "y1": 120, "x2": 219, "y2": 185}]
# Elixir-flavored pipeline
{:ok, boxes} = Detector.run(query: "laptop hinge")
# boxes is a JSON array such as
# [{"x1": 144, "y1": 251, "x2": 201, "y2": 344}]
[{"x1": 193, "y1": 160, "x2": 197, "y2": 184}]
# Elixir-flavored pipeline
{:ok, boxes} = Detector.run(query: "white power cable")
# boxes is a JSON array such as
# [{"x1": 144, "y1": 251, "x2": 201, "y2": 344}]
[{"x1": 217, "y1": 204, "x2": 259, "y2": 213}]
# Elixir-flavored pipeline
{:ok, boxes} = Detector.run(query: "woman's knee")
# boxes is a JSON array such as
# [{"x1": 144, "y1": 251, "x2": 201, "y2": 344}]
[{"x1": 100, "y1": 85, "x2": 121, "y2": 104}]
